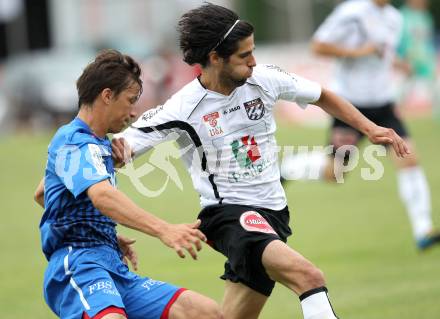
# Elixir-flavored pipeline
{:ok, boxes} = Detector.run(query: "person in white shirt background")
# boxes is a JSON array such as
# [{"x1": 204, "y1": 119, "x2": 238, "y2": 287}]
[{"x1": 281, "y1": 0, "x2": 440, "y2": 251}]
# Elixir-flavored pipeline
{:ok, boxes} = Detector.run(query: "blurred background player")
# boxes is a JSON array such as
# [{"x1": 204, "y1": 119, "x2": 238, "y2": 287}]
[
  {"x1": 397, "y1": 0, "x2": 439, "y2": 120},
  {"x1": 281, "y1": 0, "x2": 440, "y2": 250}
]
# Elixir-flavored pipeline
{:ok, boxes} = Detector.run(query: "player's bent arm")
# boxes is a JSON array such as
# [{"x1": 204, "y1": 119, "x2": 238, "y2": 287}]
[
  {"x1": 88, "y1": 180, "x2": 168, "y2": 236},
  {"x1": 34, "y1": 178, "x2": 45, "y2": 208},
  {"x1": 311, "y1": 40, "x2": 378, "y2": 58},
  {"x1": 87, "y1": 180, "x2": 206, "y2": 259},
  {"x1": 314, "y1": 88, "x2": 409, "y2": 157},
  {"x1": 315, "y1": 88, "x2": 377, "y2": 135}
]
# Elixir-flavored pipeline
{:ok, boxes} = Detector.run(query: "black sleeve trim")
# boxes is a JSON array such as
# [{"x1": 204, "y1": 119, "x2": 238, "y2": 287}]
[{"x1": 137, "y1": 121, "x2": 222, "y2": 201}]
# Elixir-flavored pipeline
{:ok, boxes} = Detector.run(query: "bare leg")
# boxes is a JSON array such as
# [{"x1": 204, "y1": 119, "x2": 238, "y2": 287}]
[
  {"x1": 101, "y1": 315, "x2": 126, "y2": 319},
  {"x1": 390, "y1": 139, "x2": 439, "y2": 248},
  {"x1": 389, "y1": 138, "x2": 418, "y2": 168},
  {"x1": 262, "y1": 240, "x2": 325, "y2": 295},
  {"x1": 168, "y1": 290, "x2": 222, "y2": 319},
  {"x1": 220, "y1": 240, "x2": 337, "y2": 318},
  {"x1": 221, "y1": 280, "x2": 268, "y2": 319},
  {"x1": 323, "y1": 127, "x2": 360, "y2": 182},
  {"x1": 262, "y1": 240, "x2": 338, "y2": 319}
]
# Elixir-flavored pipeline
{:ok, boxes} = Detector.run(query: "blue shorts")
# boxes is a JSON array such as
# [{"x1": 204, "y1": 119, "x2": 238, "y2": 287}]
[{"x1": 44, "y1": 245, "x2": 184, "y2": 319}]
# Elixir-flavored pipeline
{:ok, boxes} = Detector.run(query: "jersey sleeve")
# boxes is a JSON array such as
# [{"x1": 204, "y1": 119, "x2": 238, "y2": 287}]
[
  {"x1": 116, "y1": 98, "x2": 183, "y2": 158},
  {"x1": 255, "y1": 64, "x2": 321, "y2": 108},
  {"x1": 54, "y1": 143, "x2": 111, "y2": 198}
]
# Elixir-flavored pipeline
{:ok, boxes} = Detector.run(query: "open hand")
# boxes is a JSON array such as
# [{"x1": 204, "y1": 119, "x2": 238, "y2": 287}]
[
  {"x1": 158, "y1": 219, "x2": 207, "y2": 260},
  {"x1": 117, "y1": 234, "x2": 138, "y2": 271},
  {"x1": 367, "y1": 125, "x2": 410, "y2": 158}
]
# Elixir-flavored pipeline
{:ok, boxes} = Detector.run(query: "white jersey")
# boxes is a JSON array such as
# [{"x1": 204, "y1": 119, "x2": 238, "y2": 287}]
[
  {"x1": 120, "y1": 64, "x2": 321, "y2": 210},
  {"x1": 313, "y1": 0, "x2": 402, "y2": 107}
]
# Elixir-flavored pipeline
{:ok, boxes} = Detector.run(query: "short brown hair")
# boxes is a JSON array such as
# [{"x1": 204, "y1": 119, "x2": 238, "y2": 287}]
[{"x1": 76, "y1": 49, "x2": 142, "y2": 108}]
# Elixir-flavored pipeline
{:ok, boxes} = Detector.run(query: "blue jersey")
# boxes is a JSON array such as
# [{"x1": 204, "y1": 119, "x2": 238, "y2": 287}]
[{"x1": 40, "y1": 117, "x2": 119, "y2": 260}]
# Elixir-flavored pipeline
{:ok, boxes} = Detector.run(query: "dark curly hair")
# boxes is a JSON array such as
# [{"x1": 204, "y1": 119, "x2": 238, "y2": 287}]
[
  {"x1": 177, "y1": 3, "x2": 254, "y2": 67},
  {"x1": 76, "y1": 49, "x2": 143, "y2": 108}
]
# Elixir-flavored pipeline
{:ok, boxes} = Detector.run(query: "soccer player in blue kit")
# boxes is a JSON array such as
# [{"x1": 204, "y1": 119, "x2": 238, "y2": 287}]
[{"x1": 33, "y1": 50, "x2": 222, "y2": 319}]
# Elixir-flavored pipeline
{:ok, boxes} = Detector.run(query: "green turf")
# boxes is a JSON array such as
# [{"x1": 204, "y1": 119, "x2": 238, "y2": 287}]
[{"x1": 1, "y1": 117, "x2": 439, "y2": 318}]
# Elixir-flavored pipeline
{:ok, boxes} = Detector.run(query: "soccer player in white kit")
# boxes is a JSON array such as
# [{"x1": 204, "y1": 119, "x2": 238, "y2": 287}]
[
  {"x1": 113, "y1": 3, "x2": 409, "y2": 319},
  {"x1": 282, "y1": 0, "x2": 439, "y2": 250}
]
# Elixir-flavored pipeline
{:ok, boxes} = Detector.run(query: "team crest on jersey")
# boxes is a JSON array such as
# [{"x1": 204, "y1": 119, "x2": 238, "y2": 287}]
[
  {"x1": 203, "y1": 111, "x2": 224, "y2": 137},
  {"x1": 244, "y1": 98, "x2": 265, "y2": 120},
  {"x1": 230, "y1": 135, "x2": 261, "y2": 168},
  {"x1": 239, "y1": 211, "x2": 277, "y2": 234}
]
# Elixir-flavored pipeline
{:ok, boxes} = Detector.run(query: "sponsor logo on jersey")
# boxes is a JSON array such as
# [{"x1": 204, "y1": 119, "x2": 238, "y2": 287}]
[
  {"x1": 203, "y1": 111, "x2": 224, "y2": 137},
  {"x1": 141, "y1": 278, "x2": 165, "y2": 291},
  {"x1": 239, "y1": 211, "x2": 277, "y2": 234},
  {"x1": 229, "y1": 157, "x2": 270, "y2": 182},
  {"x1": 231, "y1": 135, "x2": 261, "y2": 168},
  {"x1": 223, "y1": 105, "x2": 241, "y2": 115},
  {"x1": 244, "y1": 98, "x2": 265, "y2": 120},
  {"x1": 88, "y1": 280, "x2": 121, "y2": 296}
]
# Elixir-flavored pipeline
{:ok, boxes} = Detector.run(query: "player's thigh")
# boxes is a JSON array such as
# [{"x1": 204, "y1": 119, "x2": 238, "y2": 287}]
[
  {"x1": 221, "y1": 280, "x2": 268, "y2": 319},
  {"x1": 262, "y1": 240, "x2": 325, "y2": 295},
  {"x1": 120, "y1": 276, "x2": 184, "y2": 319},
  {"x1": 100, "y1": 313, "x2": 126, "y2": 319},
  {"x1": 329, "y1": 121, "x2": 362, "y2": 150},
  {"x1": 168, "y1": 290, "x2": 222, "y2": 319}
]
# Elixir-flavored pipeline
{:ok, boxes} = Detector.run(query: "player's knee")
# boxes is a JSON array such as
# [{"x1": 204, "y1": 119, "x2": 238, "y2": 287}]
[
  {"x1": 171, "y1": 290, "x2": 222, "y2": 319},
  {"x1": 196, "y1": 298, "x2": 223, "y2": 319},
  {"x1": 303, "y1": 265, "x2": 326, "y2": 289},
  {"x1": 322, "y1": 158, "x2": 339, "y2": 183},
  {"x1": 185, "y1": 299, "x2": 222, "y2": 319},
  {"x1": 101, "y1": 315, "x2": 126, "y2": 319}
]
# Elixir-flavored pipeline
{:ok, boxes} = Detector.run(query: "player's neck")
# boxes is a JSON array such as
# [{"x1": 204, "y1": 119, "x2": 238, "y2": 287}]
[
  {"x1": 199, "y1": 69, "x2": 237, "y2": 96},
  {"x1": 77, "y1": 105, "x2": 108, "y2": 138}
]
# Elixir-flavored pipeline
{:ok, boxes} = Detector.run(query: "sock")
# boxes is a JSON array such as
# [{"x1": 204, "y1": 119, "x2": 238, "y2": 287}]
[
  {"x1": 397, "y1": 166, "x2": 433, "y2": 240},
  {"x1": 300, "y1": 287, "x2": 338, "y2": 319}
]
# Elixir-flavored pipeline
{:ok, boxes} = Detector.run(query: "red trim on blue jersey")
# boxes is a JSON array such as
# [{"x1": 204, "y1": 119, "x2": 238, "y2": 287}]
[
  {"x1": 160, "y1": 288, "x2": 187, "y2": 319},
  {"x1": 83, "y1": 306, "x2": 126, "y2": 319}
]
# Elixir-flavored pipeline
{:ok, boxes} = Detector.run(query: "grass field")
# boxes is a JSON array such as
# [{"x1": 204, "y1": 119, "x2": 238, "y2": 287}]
[{"x1": 1, "y1": 117, "x2": 439, "y2": 319}]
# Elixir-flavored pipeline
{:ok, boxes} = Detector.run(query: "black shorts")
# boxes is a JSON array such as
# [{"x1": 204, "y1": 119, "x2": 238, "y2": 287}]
[
  {"x1": 331, "y1": 102, "x2": 409, "y2": 140},
  {"x1": 198, "y1": 204, "x2": 292, "y2": 296}
]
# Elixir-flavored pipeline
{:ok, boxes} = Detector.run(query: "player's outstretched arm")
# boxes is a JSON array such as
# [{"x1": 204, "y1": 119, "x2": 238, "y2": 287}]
[
  {"x1": 88, "y1": 180, "x2": 206, "y2": 260},
  {"x1": 34, "y1": 178, "x2": 45, "y2": 208},
  {"x1": 314, "y1": 88, "x2": 410, "y2": 157}
]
